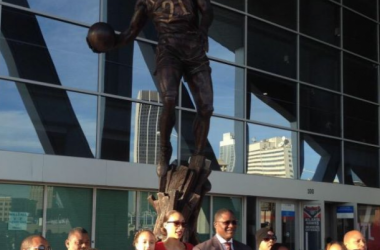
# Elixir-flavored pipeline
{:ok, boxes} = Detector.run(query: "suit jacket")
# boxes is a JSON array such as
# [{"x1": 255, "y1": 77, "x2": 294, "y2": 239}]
[{"x1": 194, "y1": 235, "x2": 253, "y2": 250}]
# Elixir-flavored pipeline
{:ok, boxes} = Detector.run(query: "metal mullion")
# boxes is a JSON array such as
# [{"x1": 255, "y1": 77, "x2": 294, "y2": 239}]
[
  {"x1": 42, "y1": 185, "x2": 48, "y2": 237},
  {"x1": 91, "y1": 188, "x2": 97, "y2": 248},
  {"x1": 340, "y1": 1, "x2": 345, "y2": 184},
  {"x1": 296, "y1": 0, "x2": 301, "y2": 180}
]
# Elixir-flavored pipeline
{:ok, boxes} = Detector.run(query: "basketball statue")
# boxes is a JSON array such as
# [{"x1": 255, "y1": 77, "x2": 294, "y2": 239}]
[{"x1": 87, "y1": 0, "x2": 214, "y2": 245}]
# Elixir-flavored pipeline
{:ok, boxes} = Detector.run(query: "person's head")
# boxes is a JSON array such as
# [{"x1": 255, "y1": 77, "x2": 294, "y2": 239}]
[
  {"x1": 344, "y1": 230, "x2": 366, "y2": 250},
  {"x1": 20, "y1": 235, "x2": 51, "y2": 250},
  {"x1": 133, "y1": 229, "x2": 156, "y2": 250},
  {"x1": 270, "y1": 243, "x2": 289, "y2": 250},
  {"x1": 256, "y1": 228, "x2": 277, "y2": 250},
  {"x1": 213, "y1": 208, "x2": 237, "y2": 241},
  {"x1": 329, "y1": 242, "x2": 346, "y2": 250},
  {"x1": 162, "y1": 210, "x2": 186, "y2": 240},
  {"x1": 66, "y1": 227, "x2": 91, "y2": 250}
]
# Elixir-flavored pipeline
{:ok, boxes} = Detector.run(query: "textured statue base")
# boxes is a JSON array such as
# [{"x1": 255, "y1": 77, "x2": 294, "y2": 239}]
[{"x1": 148, "y1": 155, "x2": 212, "y2": 244}]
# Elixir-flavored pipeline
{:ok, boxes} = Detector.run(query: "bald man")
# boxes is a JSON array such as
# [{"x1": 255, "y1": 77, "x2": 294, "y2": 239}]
[
  {"x1": 344, "y1": 230, "x2": 366, "y2": 250},
  {"x1": 20, "y1": 235, "x2": 51, "y2": 250}
]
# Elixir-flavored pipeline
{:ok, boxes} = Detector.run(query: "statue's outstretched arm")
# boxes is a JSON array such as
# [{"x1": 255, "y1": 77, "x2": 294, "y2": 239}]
[
  {"x1": 114, "y1": 0, "x2": 148, "y2": 49},
  {"x1": 196, "y1": 0, "x2": 213, "y2": 52}
]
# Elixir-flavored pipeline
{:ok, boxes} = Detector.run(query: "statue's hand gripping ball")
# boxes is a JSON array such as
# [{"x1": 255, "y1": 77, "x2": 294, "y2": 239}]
[{"x1": 86, "y1": 22, "x2": 116, "y2": 53}]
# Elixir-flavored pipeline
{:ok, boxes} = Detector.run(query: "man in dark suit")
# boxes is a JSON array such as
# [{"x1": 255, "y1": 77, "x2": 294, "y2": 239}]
[{"x1": 194, "y1": 208, "x2": 252, "y2": 250}]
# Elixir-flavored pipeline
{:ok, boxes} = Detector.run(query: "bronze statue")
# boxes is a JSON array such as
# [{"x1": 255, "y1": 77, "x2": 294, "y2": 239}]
[{"x1": 88, "y1": 0, "x2": 214, "y2": 244}]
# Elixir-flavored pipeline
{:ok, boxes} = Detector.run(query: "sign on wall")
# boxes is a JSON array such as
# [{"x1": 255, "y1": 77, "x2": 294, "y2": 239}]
[{"x1": 304, "y1": 205, "x2": 321, "y2": 250}]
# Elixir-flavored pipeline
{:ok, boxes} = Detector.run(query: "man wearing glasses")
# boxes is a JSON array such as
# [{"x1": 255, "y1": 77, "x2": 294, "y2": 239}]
[
  {"x1": 194, "y1": 208, "x2": 252, "y2": 250},
  {"x1": 256, "y1": 228, "x2": 277, "y2": 250},
  {"x1": 20, "y1": 235, "x2": 51, "y2": 250}
]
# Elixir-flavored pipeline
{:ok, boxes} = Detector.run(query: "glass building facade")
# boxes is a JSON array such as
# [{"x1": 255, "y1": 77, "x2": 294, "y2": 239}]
[{"x1": 0, "y1": 0, "x2": 380, "y2": 250}]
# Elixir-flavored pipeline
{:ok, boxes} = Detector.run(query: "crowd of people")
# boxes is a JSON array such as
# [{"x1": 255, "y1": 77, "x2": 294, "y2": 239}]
[{"x1": 19, "y1": 209, "x2": 368, "y2": 250}]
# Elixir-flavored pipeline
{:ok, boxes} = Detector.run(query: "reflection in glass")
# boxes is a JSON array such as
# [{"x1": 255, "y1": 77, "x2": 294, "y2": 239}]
[
  {"x1": 300, "y1": 0, "x2": 340, "y2": 46},
  {"x1": 1, "y1": 7, "x2": 98, "y2": 91},
  {"x1": 100, "y1": 97, "x2": 177, "y2": 163},
  {"x1": 357, "y1": 205, "x2": 380, "y2": 250},
  {"x1": 46, "y1": 186, "x2": 92, "y2": 250},
  {"x1": 246, "y1": 197, "x2": 257, "y2": 249},
  {"x1": 248, "y1": 0, "x2": 297, "y2": 29},
  {"x1": 3, "y1": 0, "x2": 100, "y2": 24},
  {"x1": 344, "y1": 142, "x2": 379, "y2": 188},
  {"x1": 343, "y1": 10, "x2": 377, "y2": 60},
  {"x1": 212, "y1": 0, "x2": 245, "y2": 11},
  {"x1": 281, "y1": 203, "x2": 296, "y2": 250},
  {"x1": 300, "y1": 85, "x2": 341, "y2": 137},
  {"x1": 96, "y1": 189, "x2": 136, "y2": 250},
  {"x1": 104, "y1": 41, "x2": 157, "y2": 98},
  {"x1": 213, "y1": 196, "x2": 242, "y2": 241},
  {"x1": 344, "y1": 97, "x2": 378, "y2": 145},
  {"x1": 208, "y1": 6, "x2": 245, "y2": 64},
  {"x1": 0, "y1": 80, "x2": 96, "y2": 157},
  {"x1": 300, "y1": 133, "x2": 342, "y2": 183},
  {"x1": 343, "y1": 0, "x2": 377, "y2": 20},
  {"x1": 197, "y1": 196, "x2": 211, "y2": 242},
  {"x1": 300, "y1": 38, "x2": 340, "y2": 91},
  {"x1": 247, "y1": 18, "x2": 297, "y2": 79},
  {"x1": 0, "y1": 184, "x2": 43, "y2": 249},
  {"x1": 247, "y1": 70, "x2": 297, "y2": 128},
  {"x1": 139, "y1": 191, "x2": 157, "y2": 231},
  {"x1": 343, "y1": 53, "x2": 378, "y2": 102},
  {"x1": 247, "y1": 124, "x2": 297, "y2": 179},
  {"x1": 181, "y1": 114, "x2": 244, "y2": 173},
  {"x1": 260, "y1": 201, "x2": 276, "y2": 229}
]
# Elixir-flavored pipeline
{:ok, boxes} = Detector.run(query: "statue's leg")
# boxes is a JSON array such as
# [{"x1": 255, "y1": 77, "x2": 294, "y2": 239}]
[
  {"x1": 187, "y1": 70, "x2": 214, "y2": 156},
  {"x1": 157, "y1": 66, "x2": 182, "y2": 191}
]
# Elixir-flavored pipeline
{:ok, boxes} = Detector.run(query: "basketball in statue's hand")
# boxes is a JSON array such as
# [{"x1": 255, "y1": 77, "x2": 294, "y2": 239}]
[{"x1": 86, "y1": 22, "x2": 116, "y2": 53}]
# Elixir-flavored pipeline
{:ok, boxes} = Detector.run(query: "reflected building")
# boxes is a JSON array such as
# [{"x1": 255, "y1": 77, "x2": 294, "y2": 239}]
[
  {"x1": 0, "y1": 197, "x2": 11, "y2": 222},
  {"x1": 247, "y1": 136, "x2": 294, "y2": 178},
  {"x1": 134, "y1": 90, "x2": 161, "y2": 164},
  {"x1": 219, "y1": 133, "x2": 236, "y2": 172}
]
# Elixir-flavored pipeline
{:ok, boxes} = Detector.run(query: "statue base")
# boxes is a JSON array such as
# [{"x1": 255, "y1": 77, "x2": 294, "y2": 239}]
[{"x1": 148, "y1": 155, "x2": 212, "y2": 245}]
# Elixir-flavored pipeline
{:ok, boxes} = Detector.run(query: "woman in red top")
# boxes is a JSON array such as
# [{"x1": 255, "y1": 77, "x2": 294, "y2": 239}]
[{"x1": 156, "y1": 210, "x2": 193, "y2": 250}]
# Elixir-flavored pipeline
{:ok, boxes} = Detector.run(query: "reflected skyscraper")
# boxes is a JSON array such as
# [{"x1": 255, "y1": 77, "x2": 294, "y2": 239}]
[
  {"x1": 219, "y1": 132, "x2": 236, "y2": 172},
  {"x1": 247, "y1": 136, "x2": 294, "y2": 178},
  {"x1": 134, "y1": 90, "x2": 161, "y2": 164}
]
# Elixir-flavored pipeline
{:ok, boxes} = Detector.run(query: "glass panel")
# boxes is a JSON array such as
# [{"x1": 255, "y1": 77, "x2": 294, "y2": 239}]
[
  {"x1": 260, "y1": 201, "x2": 276, "y2": 229},
  {"x1": 46, "y1": 186, "x2": 92, "y2": 250},
  {"x1": 247, "y1": 18, "x2": 297, "y2": 79},
  {"x1": 343, "y1": 10, "x2": 377, "y2": 60},
  {"x1": 300, "y1": 85, "x2": 341, "y2": 137},
  {"x1": 96, "y1": 189, "x2": 136, "y2": 250},
  {"x1": 213, "y1": 196, "x2": 243, "y2": 241},
  {"x1": 248, "y1": 0, "x2": 297, "y2": 30},
  {"x1": 0, "y1": 184, "x2": 43, "y2": 249},
  {"x1": 344, "y1": 142, "x2": 379, "y2": 188},
  {"x1": 0, "y1": 80, "x2": 97, "y2": 157},
  {"x1": 300, "y1": 133, "x2": 342, "y2": 183},
  {"x1": 343, "y1": 0, "x2": 377, "y2": 19},
  {"x1": 343, "y1": 53, "x2": 378, "y2": 102},
  {"x1": 247, "y1": 70, "x2": 297, "y2": 128},
  {"x1": 1, "y1": 7, "x2": 98, "y2": 91},
  {"x1": 300, "y1": 0, "x2": 340, "y2": 46},
  {"x1": 281, "y1": 203, "x2": 296, "y2": 250},
  {"x1": 104, "y1": 41, "x2": 157, "y2": 98},
  {"x1": 247, "y1": 124, "x2": 297, "y2": 179},
  {"x1": 100, "y1": 97, "x2": 178, "y2": 163},
  {"x1": 208, "y1": 6, "x2": 245, "y2": 64},
  {"x1": 300, "y1": 38, "x2": 340, "y2": 91},
  {"x1": 213, "y1": 0, "x2": 245, "y2": 11},
  {"x1": 181, "y1": 113, "x2": 244, "y2": 173},
  {"x1": 344, "y1": 97, "x2": 378, "y2": 145},
  {"x1": 106, "y1": 0, "x2": 158, "y2": 41},
  {"x1": 357, "y1": 205, "x2": 380, "y2": 250},
  {"x1": 197, "y1": 196, "x2": 211, "y2": 242},
  {"x1": 139, "y1": 191, "x2": 157, "y2": 231},
  {"x1": 3, "y1": 0, "x2": 100, "y2": 24}
]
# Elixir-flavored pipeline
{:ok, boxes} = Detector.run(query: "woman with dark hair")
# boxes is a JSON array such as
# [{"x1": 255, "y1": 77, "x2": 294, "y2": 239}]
[
  {"x1": 156, "y1": 210, "x2": 193, "y2": 250},
  {"x1": 270, "y1": 243, "x2": 289, "y2": 250},
  {"x1": 134, "y1": 229, "x2": 156, "y2": 250}
]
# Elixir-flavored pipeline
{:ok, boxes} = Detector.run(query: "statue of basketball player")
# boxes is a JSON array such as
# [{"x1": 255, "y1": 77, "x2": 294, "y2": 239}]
[{"x1": 90, "y1": 0, "x2": 214, "y2": 192}]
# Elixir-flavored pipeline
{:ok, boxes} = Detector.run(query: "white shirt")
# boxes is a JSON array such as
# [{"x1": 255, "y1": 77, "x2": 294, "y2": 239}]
[{"x1": 216, "y1": 234, "x2": 234, "y2": 250}]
